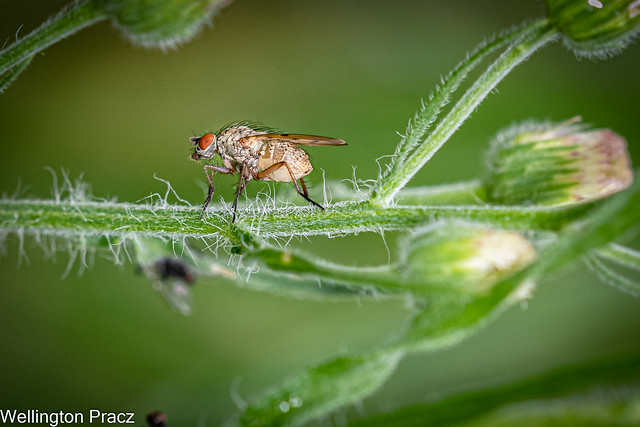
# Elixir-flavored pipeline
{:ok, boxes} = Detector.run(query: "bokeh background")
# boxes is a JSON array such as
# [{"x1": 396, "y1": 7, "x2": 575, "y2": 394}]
[{"x1": 1, "y1": 0, "x2": 639, "y2": 424}]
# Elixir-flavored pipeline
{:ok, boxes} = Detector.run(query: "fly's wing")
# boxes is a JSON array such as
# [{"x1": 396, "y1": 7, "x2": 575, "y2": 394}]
[{"x1": 241, "y1": 133, "x2": 347, "y2": 146}]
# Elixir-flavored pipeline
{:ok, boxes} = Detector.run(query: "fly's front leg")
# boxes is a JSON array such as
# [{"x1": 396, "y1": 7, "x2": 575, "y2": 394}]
[
  {"x1": 231, "y1": 169, "x2": 247, "y2": 224},
  {"x1": 257, "y1": 162, "x2": 324, "y2": 210},
  {"x1": 201, "y1": 164, "x2": 234, "y2": 219}
]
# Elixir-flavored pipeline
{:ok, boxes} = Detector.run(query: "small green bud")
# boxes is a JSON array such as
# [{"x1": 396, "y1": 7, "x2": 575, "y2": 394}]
[
  {"x1": 485, "y1": 118, "x2": 633, "y2": 206},
  {"x1": 544, "y1": 0, "x2": 640, "y2": 57},
  {"x1": 101, "y1": 0, "x2": 232, "y2": 49},
  {"x1": 402, "y1": 223, "x2": 537, "y2": 294}
]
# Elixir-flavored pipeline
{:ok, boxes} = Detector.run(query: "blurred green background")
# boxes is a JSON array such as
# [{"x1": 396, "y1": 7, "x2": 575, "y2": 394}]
[{"x1": 1, "y1": 0, "x2": 640, "y2": 424}]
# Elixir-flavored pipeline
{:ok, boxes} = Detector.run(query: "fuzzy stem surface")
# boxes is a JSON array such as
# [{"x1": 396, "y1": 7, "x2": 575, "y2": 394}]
[{"x1": 0, "y1": 0, "x2": 107, "y2": 75}]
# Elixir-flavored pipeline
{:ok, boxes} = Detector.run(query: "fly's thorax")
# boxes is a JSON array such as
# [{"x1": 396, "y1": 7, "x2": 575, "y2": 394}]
[
  {"x1": 217, "y1": 126, "x2": 264, "y2": 157},
  {"x1": 213, "y1": 126, "x2": 259, "y2": 173}
]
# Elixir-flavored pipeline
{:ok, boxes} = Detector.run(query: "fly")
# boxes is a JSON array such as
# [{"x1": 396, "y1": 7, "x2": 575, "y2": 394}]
[{"x1": 190, "y1": 122, "x2": 347, "y2": 223}]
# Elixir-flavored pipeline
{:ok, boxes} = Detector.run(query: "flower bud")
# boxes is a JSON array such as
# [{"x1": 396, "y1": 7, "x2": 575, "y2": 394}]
[
  {"x1": 544, "y1": 0, "x2": 640, "y2": 57},
  {"x1": 102, "y1": 0, "x2": 233, "y2": 49},
  {"x1": 485, "y1": 118, "x2": 633, "y2": 206},
  {"x1": 402, "y1": 223, "x2": 537, "y2": 294}
]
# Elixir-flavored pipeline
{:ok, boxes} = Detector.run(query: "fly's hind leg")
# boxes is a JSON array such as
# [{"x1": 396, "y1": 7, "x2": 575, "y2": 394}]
[
  {"x1": 298, "y1": 177, "x2": 324, "y2": 210},
  {"x1": 201, "y1": 164, "x2": 234, "y2": 219},
  {"x1": 257, "y1": 162, "x2": 324, "y2": 210}
]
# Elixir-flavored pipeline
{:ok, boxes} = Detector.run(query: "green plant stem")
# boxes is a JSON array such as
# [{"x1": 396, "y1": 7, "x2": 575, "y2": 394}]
[
  {"x1": 595, "y1": 243, "x2": 640, "y2": 271},
  {"x1": 0, "y1": 56, "x2": 33, "y2": 94},
  {"x1": 370, "y1": 20, "x2": 558, "y2": 205},
  {"x1": 237, "y1": 349, "x2": 404, "y2": 427},
  {"x1": 249, "y1": 248, "x2": 473, "y2": 296},
  {"x1": 584, "y1": 254, "x2": 640, "y2": 297},
  {"x1": 385, "y1": 23, "x2": 529, "y2": 176},
  {"x1": 0, "y1": 0, "x2": 107, "y2": 75},
  {"x1": 397, "y1": 180, "x2": 485, "y2": 205},
  {"x1": 351, "y1": 350, "x2": 640, "y2": 426},
  {"x1": 0, "y1": 198, "x2": 597, "y2": 240}
]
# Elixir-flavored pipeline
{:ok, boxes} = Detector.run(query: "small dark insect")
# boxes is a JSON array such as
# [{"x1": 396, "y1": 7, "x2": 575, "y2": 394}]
[
  {"x1": 146, "y1": 411, "x2": 167, "y2": 427},
  {"x1": 190, "y1": 121, "x2": 347, "y2": 222},
  {"x1": 153, "y1": 257, "x2": 195, "y2": 284}
]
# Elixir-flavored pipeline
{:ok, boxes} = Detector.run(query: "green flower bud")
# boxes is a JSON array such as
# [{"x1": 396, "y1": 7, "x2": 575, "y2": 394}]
[
  {"x1": 544, "y1": 0, "x2": 640, "y2": 57},
  {"x1": 402, "y1": 223, "x2": 537, "y2": 294},
  {"x1": 102, "y1": 0, "x2": 232, "y2": 49},
  {"x1": 485, "y1": 118, "x2": 633, "y2": 206}
]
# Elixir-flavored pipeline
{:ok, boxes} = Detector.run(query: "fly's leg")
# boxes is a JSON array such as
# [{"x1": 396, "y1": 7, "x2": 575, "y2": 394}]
[
  {"x1": 201, "y1": 164, "x2": 234, "y2": 219},
  {"x1": 202, "y1": 169, "x2": 215, "y2": 218},
  {"x1": 231, "y1": 170, "x2": 247, "y2": 224},
  {"x1": 298, "y1": 177, "x2": 324, "y2": 210},
  {"x1": 257, "y1": 162, "x2": 324, "y2": 210}
]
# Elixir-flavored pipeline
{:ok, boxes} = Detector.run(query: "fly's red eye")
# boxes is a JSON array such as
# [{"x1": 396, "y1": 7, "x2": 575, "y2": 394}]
[{"x1": 198, "y1": 133, "x2": 215, "y2": 150}]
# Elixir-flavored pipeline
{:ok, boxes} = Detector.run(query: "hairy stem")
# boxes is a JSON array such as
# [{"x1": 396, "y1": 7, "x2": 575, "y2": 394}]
[
  {"x1": 0, "y1": 0, "x2": 107, "y2": 75},
  {"x1": 371, "y1": 20, "x2": 557, "y2": 205},
  {"x1": 0, "y1": 198, "x2": 597, "y2": 241},
  {"x1": 250, "y1": 248, "x2": 474, "y2": 296},
  {"x1": 397, "y1": 180, "x2": 485, "y2": 205},
  {"x1": 0, "y1": 56, "x2": 33, "y2": 94},
  {"x1": 594, "y1": 243, "x2": 640, "y2": 271},
  {"x1": 381, "y1": 22, "x2": 532, "y2": 188}
]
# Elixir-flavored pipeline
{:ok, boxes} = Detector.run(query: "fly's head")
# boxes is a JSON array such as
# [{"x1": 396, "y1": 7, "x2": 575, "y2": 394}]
[{"x1": 190, "y1": 133, "x2": 217, "y2": 161}]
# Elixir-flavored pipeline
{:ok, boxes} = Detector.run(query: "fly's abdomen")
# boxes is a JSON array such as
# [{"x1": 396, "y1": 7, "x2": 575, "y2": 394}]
[{"x1": 258, "y1": 141, "x2": 313, "y2": 181}]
